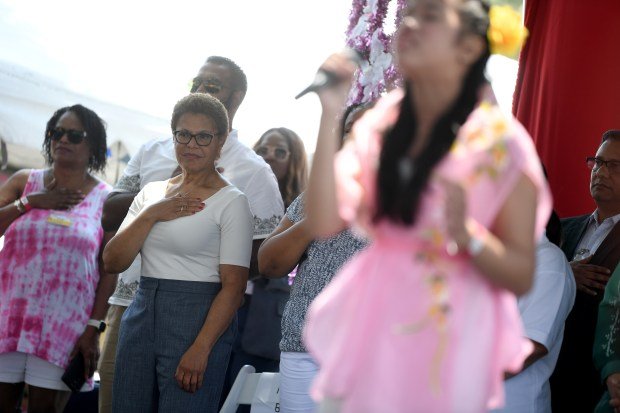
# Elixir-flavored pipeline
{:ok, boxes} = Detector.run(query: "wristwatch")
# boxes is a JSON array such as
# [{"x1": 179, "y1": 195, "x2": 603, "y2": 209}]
[{"x1": 87, "y1": 319, "x2": 107, "y2": 333}]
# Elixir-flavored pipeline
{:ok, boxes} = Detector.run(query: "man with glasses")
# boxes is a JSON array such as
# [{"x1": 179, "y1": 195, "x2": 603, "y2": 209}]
[
  {"x1": 551, "y1": 129, "x2": 620, "y2": 412},
  {"x1": 97, "y1": 56, "x2": 283, "y2": 413}
]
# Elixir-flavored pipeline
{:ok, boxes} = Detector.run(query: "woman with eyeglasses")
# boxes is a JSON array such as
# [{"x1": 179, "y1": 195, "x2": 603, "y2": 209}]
[
  {"x1": 253, "y1": 127, "x2": 308, "y2": 209},
  {"x1": 0, "y1": 104, "x2": 114, "y2": 413},
  {"x1": 103, "y1": 93, "x2": 253, "y2": 413}
]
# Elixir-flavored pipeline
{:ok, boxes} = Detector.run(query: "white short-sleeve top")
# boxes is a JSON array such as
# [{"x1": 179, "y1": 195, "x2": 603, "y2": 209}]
[
  {"x1": 108, "y1": 132, "x2": 283, "y2": 305},
  {"x1": 119, "y1": 180, "x2": 253, "y2": 283}
]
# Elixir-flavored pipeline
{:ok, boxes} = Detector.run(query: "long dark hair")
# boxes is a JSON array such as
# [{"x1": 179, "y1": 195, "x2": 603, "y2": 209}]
[{"x1": 375, "y1": 0, "x2": 491, "y2": 225}]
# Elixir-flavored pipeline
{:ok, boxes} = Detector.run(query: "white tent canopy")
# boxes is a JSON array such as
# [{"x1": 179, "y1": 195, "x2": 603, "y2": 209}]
[{"x1": 0, "y1": 59, "x2": 170, "y2": 182}]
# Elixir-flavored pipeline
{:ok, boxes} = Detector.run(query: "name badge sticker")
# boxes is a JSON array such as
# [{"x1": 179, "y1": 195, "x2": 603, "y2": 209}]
[{"x1": 47, "y1": 214, "x2": 72, "y2": 227}]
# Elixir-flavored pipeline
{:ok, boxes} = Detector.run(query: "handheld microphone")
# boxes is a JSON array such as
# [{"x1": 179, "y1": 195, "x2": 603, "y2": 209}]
[{"x1": 294, "y1": 49, "x2": 363, "y2": 100}]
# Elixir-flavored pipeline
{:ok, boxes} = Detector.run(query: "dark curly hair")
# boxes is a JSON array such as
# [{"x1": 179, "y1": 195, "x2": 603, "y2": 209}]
[
  {"x1": 43, "y1": 104, "x2": 107, "y2": 172},
  {"x1": 171, "y1": 93, "x2": 229, "y2": 138}
]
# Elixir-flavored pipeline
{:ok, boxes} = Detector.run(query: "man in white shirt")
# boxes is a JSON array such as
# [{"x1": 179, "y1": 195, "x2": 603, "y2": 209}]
[
  {"x1": 492, "y1": 232, "x2": 576, "y2": 413},
  {"x1": 97, "y1": 56, "x2": 283, "y2": 413},
  {"x1": 551, "y1": 130, "x2": 620, "y2": 412}
]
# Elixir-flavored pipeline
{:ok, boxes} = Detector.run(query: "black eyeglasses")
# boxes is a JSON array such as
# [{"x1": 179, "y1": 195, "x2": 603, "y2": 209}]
[
  {"x1": 189, "y1": 77, "x2": 224, "y2": 94},
  {"x1": 586, "y1": 156, "x2": 620, "y2": 174},
  {"x1": 173, "y1": 130, "x2": 216, "y2": 146},
  {"x1": 255, "y1": 146, "x2": 290, "y2": 161},
  {"x1": 48, "y1": 128, "x2": 88, "y2": 144}
]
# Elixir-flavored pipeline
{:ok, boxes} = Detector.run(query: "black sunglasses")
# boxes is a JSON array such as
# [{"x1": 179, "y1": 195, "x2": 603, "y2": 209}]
[
  {"x1": 48, "y1": 128, "x2": 88, "y2": 144},
  {"x1": 189, "y1": 77, "x2": 225, "y2": 94}
]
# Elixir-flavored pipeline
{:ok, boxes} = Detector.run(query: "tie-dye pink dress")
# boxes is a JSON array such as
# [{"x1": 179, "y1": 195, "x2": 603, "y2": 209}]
[
  {"x1": 304, "y1": 89, "x2": 552, "y2": 413},
  {"x1": 0, "y1": 169, "x2": 111, "y2": 369}
]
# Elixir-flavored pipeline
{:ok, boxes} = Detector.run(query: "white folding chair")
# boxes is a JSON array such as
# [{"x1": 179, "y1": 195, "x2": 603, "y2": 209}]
[{"x1": 219, "y1": 365, "x2": 280, "y2": 413}]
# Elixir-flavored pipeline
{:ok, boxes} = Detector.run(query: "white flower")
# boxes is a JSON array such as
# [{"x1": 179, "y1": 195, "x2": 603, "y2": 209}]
[{"x1": 359, "y1": 30, "x2": 393, "y2": 101}]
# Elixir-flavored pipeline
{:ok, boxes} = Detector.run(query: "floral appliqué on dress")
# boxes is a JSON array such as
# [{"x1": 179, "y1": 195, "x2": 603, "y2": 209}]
[{"x1": 395, "y1": 100, "x2": 517, "y2": 395}]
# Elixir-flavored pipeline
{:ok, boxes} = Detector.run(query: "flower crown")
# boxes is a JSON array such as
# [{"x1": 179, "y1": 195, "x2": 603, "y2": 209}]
[
  {"x1": 345, "y1": 1, "x2": 528, "y2": 105},
  {"x1": 487, "y1": 5, "x2": 528, "y2": 57}
]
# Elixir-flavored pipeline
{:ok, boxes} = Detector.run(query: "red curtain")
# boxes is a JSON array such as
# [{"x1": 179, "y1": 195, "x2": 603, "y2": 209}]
[{"x1": 513, "y1": 0, "x2": 620, "y2": 218}]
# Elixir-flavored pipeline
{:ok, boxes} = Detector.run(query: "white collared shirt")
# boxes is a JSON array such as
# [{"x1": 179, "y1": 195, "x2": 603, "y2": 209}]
[
  {"x1": 492, "y1": 236, "x2": 576, "y2": 413},
  {"x1": 573, "y1": 211, "x2": 620, "y2": 260}
]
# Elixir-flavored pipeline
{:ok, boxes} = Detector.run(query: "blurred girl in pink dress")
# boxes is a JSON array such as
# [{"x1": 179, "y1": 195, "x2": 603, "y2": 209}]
[{"x1": 303, "y1": 0, "x2": 551, "y2": 412}]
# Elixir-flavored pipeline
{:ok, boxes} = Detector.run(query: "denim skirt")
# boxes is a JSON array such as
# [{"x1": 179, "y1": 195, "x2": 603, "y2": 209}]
[{"x1": 112, "y1": 277, "x2": 236, "y2": 413}]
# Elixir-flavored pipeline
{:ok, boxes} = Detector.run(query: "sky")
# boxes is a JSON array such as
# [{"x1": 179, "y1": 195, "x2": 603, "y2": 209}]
[{"x1": 0, "y1": 0, "x2": 366, "y2": 152}]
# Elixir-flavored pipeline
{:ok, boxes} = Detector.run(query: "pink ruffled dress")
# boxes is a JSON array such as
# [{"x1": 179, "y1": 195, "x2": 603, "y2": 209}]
[{"x1": 304, "y1": 89, "x2": 552, "y2": 413}]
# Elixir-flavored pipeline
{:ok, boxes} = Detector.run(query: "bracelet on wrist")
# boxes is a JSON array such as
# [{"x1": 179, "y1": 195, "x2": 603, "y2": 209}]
[
  {"x1": 466, "y1": 220, "x2": 487, "y2": 257},
  {"x1": 446, "y1": 220, "x2": 487, "y2": 257},
  {"x1": 13, "y1": 199, "x2": 26, "y2": 214},
  {"x1": 20, "y1": 196, "x2": 32, "y2": 212},
  {"x1": 467, "y1": 235, "x2": 485, "y2": 256}
]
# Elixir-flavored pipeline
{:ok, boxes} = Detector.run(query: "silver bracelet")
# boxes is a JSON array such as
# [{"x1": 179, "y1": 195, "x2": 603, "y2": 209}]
[
  {"x1": 13, "y1": 199, "x2": 26, "y2": 214},
  {"x1": 467, "y1": 236, "x2": 485, "y2": 256}
]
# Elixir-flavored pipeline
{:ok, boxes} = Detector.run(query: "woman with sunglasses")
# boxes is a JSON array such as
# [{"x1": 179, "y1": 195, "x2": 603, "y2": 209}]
[
  {"x1": 302, "y1": 0, "x2": 552, "y2": 411},
  {"x1": 104, "y1": 93, "x2": 253, "y2": 412},
  {"x1": 223, "y1": 128, "x2": 309, "y2": 396},
  {"x1": 253, "y1": 127, "x2": 308, "y2": 209},
  {"x1": 0, "y1": 104, "x2": 113, "y2": 413}
]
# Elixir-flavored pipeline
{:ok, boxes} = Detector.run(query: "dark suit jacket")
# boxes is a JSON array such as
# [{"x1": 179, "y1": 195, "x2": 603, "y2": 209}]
[
  {"x1": 560, "y1": 214, "x2": 590, "y2": 261},
  {"x1": 551, "y1": 214, "x2": 620, "y2": 412}
]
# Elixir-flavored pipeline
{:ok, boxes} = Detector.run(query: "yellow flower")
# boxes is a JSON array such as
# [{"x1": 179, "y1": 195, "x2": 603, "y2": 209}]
[
  {"x1": 491, "y1": 117, "x2": 508, "y2": 138},
  {"x1": 491, "y1": 142, "x2": 508, "y2": 166},
  {"x1": 479, "y1": 101, "x2": 492, "y2": 112},
  {"x1": 488, "y1": 5, "x2": 528, "y2": 57},
  {"x1": 420, "y1": 227, "x2": 445, "y2": 248}
]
